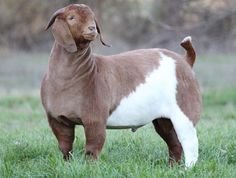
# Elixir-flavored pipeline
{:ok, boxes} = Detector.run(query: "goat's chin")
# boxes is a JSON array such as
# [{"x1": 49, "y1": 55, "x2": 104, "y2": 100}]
[{"x1": 76, "y1": 40, "x2": 91, "y2": 50}]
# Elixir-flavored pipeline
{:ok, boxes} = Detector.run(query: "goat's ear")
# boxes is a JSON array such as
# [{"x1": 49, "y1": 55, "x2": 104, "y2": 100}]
[
  {"x1": 52, "y1": 18, "x2": 77, "y2": 53},
  {"x1": 95, "y1": 20, "x2": 111, "y2": 47}
]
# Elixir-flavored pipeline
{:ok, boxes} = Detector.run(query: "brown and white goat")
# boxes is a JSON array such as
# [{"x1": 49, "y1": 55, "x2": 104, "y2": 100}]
[{"x1": 41, "y1": 4, "x2": 201, "y2": 168}]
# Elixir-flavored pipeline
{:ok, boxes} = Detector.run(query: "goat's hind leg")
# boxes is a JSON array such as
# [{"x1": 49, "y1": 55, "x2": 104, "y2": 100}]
[
  {"x1": 152, "y1": 118, "x2": 183, "y2": 166},
  {"x1": 169, "y1": 108, "x2": 199, "y2": 168}
]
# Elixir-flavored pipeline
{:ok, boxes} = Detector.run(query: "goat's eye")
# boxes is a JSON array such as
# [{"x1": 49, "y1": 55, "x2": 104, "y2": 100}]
[{"x1": 68, "y1": 16, "x2": 75, "y2": 20}]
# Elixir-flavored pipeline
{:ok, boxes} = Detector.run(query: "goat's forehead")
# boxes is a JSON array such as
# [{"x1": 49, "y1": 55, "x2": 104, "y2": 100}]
[{"x1": 66, "y1": 4, "x2": 94, "y2": 15}]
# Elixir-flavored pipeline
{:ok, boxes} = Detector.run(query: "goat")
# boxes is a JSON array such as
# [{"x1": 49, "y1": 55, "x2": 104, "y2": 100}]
[{"x1": 41, "y1": 4, "x2": 201, "y2": 168}]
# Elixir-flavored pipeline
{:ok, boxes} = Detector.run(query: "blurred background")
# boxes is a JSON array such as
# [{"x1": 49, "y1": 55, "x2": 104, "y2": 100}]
[
  {"x1": 1, "y1": 1, "x2": 236, "y2": 176},
  {"x1": 0, "y1": 0, "x2": 235, "y2": 93}
]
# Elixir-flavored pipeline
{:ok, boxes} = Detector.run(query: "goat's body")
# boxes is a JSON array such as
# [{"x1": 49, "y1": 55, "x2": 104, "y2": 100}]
[
  {"x1": 42, "y1": 47, "x2": 200, "y2": 126},
  {"x1": 41, "y1": 41, "x2": 201, "y2": 168}
]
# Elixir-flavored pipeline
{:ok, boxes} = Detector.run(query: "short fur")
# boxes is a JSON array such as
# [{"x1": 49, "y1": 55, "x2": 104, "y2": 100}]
[{"x1": 41, "y1": 4, "x2": 201, "y2": 167}]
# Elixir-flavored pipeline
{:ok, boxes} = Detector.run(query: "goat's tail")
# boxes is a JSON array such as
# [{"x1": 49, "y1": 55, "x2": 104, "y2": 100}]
[{"x1": 180, "y1": 36, "x2": 196, "y2": 68}]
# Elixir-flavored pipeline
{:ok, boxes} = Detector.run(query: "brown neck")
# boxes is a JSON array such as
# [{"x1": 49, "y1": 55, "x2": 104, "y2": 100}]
[{"x1": 48, "y1": 42, "x2": 96, "y2": 89}]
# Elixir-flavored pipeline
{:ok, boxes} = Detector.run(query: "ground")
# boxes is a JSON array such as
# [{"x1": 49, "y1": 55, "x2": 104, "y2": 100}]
[{"x1": 0, "y1": 52, "x2": 235, "y2": 177}]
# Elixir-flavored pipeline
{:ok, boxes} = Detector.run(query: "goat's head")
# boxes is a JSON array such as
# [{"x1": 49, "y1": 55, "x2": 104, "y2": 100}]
[{"x1": 45, "y1": 4, "x2": 110, "y2": 52}]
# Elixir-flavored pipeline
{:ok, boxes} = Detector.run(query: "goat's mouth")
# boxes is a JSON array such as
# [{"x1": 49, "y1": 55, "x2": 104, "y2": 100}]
[{"x1": 82, "y1": 32, "x2": 97, "y2": 41}]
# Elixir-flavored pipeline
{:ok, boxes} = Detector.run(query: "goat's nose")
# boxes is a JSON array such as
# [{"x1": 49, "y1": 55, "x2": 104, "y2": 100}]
[{"x1": 88, "y1": 26, "x2": 96, "y2": 31}]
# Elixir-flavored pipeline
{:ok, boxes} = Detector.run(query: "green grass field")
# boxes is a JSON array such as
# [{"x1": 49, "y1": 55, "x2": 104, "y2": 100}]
[
  {"x1": 0, "y1": 89, "x2": 235, "y2": 178},
  {"x1": 0, "y1": 52, "x2": 236, "y2": 177}
]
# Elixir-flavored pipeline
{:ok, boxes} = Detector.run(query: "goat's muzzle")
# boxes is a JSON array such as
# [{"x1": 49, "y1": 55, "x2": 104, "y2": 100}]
[{"x1": 82, "y1": 31, "x2": 98, "y2": 41}]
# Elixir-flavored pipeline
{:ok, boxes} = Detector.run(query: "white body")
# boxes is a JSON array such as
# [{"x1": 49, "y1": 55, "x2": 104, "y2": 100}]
[
  {"x1": 107, "y1": 53, "x2": 177, "y2": 127},
  {"x1": 107, "y1": 52, "x2": 198, "y2": 168}
]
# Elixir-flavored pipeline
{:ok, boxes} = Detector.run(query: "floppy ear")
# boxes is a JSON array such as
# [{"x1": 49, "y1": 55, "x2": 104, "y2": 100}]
[
  {"x1": 52, "y1": 18, "x2": 77, "y2": 53},
  {"x1": 95, "y1": 20, "x2": 111, "y2": 47}
]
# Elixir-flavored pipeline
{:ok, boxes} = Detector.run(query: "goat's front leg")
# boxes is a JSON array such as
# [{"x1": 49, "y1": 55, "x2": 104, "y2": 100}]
[
  {"x1": 47, "y1": 114, "x2": 75, "y2": 160},
  {"x1": 83, "y1": 120, "x2": 106, "y2": 160}
]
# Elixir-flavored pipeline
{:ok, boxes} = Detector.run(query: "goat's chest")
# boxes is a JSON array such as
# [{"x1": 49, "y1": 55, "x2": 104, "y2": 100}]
[{"x1": 45, "y1": 88, "x2": 83, "y2": 121}]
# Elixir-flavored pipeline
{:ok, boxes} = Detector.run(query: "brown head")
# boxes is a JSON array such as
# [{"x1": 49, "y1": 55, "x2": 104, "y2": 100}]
[{"x1": 45, "y1": 4, "x2": 110, "y2": 52}]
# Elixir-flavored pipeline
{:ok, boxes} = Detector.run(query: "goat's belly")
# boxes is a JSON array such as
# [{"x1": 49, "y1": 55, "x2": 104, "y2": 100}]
[
  {"x1": 107, "y1": 53, "x2": 178, "y2": 127},
  {"x1": 107, "y1": 97, "x2": 174, "y2": 127}
]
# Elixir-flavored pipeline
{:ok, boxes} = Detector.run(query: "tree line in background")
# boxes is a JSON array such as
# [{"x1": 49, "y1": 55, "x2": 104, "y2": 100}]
[{"x1": 0, "y1": 0, "x2": 236, "y2": 53}]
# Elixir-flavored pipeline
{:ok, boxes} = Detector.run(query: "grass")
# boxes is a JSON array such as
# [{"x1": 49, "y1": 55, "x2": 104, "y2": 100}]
[{"x1": 0, "y1": 88, "x2": 236, "y2": 178}]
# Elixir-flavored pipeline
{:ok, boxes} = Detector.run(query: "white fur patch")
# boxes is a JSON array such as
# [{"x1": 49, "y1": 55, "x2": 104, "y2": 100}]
[
  {"x1": 107, "y1": 52, "x2": 198, "y2": 167},
  {"x1": 107, "y1": 53, "x2": 177, "y2": 127},
  {"x1": 169, "y1": 107, "x2": 198, "y2": 168},
  {"x1": 182, "y1": 36, "x2": 192, "y2": 43}
]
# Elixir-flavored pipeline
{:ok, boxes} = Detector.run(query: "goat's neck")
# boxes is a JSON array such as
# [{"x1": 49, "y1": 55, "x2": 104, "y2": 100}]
[{"x1": 48, "y1": 43, "x2": 96, "y2": 89}]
